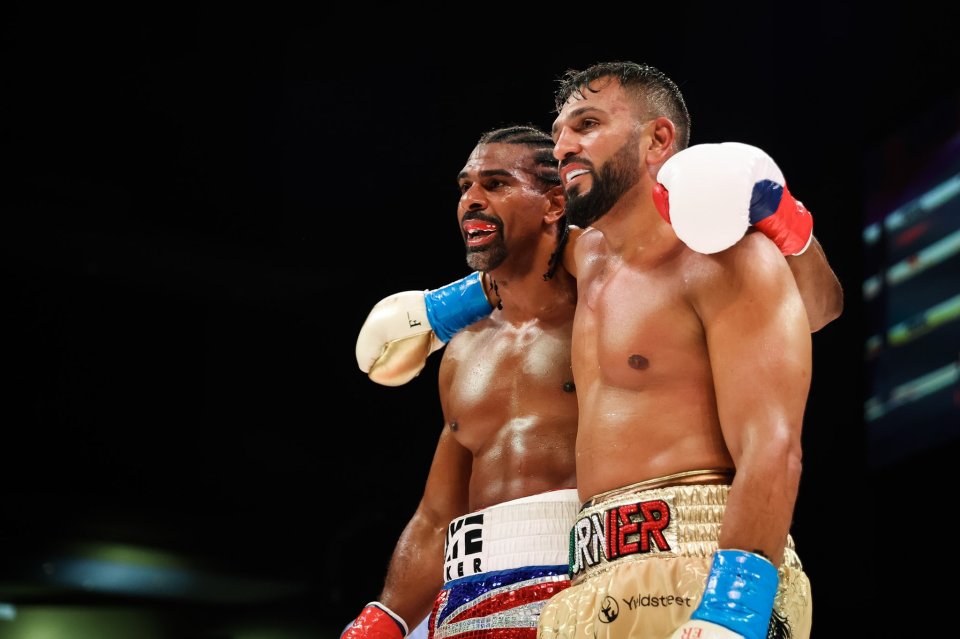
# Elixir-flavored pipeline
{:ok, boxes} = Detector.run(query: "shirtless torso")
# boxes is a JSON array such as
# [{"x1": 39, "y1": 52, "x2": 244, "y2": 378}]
[{"x1": 439, "y1": 296, "x2": 578, "y2": 510}]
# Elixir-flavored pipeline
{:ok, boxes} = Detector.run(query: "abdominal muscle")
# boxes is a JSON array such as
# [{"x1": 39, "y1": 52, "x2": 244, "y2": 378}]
[
  {"x1": 441, "y1": 319, "x2": 579, "y2": 512},
  {"x1": 467, "y1": 413, "x2": 579, "y2": 510},
  {"x1": 571, "y1": 245, "x2": 735, "y2": 501},
  {"x1": 572, "y1": 358, "x2": 734, "y2": 502}
]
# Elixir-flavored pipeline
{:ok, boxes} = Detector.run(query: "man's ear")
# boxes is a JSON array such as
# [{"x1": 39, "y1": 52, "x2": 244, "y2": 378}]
[
  {"x1": 543, "y1": 184, "x2": 566, "y2": 224},
  {"x1": 646, "y1": 116, "x2": 676, "y2": 167}
]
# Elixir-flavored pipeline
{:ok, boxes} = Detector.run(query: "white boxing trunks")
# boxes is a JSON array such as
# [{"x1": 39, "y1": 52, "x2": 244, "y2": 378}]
[{"x1": 429, "y1": 489, "x2": 580, "y2": 639}]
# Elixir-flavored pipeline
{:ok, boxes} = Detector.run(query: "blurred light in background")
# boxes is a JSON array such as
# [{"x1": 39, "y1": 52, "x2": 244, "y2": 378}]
[
  {"x1": 863, "y1": 92, "x2": 960, "y2": 467},
  {"x1": 0, "y1": 541, "x2": 323, "y2": 638}
]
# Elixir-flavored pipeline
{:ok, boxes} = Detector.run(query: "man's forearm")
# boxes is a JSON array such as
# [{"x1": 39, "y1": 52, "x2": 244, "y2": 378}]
[{"x1": 786, "y1": 235, "x2": 844, "y2": 332}]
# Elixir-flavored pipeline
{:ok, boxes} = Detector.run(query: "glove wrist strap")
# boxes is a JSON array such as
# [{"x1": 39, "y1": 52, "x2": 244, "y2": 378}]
[
  {"x1": 751, "y1": 182, "x2": 814, "y2": 256},
  {"x1": 342, "y1": 601, "x2": 409, "y2": 639},
  {"x1": 424, "y1": 271, "x2": 493, "y2": 342},
  {"x1": 689, "y1": 550, "x2": 778, "y2": 639},
  {"x1": 368, "y1": 601, "x2": 408, "y2": 636}
]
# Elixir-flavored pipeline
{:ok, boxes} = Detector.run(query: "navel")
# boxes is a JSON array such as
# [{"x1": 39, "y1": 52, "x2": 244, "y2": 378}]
[
  {"x1": 628, "y1": 354, "x2": 650, "y2": 370},
  {"x1": 449, "y1": 421, "x2": 459, "y2": 432},
  {"x1": 563, "y1": 381, "x2": 576, "y2": 393}
]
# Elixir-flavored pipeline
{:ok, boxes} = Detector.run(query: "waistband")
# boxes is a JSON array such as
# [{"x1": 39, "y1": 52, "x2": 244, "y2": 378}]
[
  {"x1": 580, "y1": 469, "x2": 734, "y2": 508},
  {"x1": 570, "y1": 471, "x2": 800, "y2": 584},
  {"x1": 444, "y1": 489, "x2": 579, "y2": 583}
]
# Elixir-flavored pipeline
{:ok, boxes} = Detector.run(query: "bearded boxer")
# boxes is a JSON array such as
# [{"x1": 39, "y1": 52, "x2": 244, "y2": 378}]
[
  {"x1": 347, "y1": 103, "x2": 841, "y2": 639},
  {"x1": 534, "y1": 61, "x2": 819, "y2": 639}
]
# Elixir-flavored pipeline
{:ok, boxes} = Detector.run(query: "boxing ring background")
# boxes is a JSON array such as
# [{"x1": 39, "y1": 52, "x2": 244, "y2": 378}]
[{"x1": 2, "y1": 4, "x2": 958, "y2": 637}]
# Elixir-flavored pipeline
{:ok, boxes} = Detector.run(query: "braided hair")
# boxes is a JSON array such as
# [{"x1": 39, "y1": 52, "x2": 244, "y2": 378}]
[{"x1": 476, "y1": 125, "x2": 569, "y2": 280}]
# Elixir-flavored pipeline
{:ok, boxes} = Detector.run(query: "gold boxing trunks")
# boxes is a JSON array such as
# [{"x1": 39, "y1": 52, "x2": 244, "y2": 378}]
[
  {"x1": 429, "y1": 489, "x2": 580, "y2": 639},
  {"x1": 537, "y1": 470, "x2": 812, "y2": 639}
]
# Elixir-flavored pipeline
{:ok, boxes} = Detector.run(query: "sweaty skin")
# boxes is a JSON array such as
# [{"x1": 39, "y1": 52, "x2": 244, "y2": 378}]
[
  {"x1": 440, "y1": 298, "x2": 577, "y2": 509},
  {"x1": 553, "y1": 79, "x2": 811, "y2": 567},
  {"x1": 377, "y1": 140, "x2": 578, "y2": 627},
  {"x1": 441, "y1": 141, "x2": 579, "y2": 510},
  {"x1": 360, "y1": 119, "x2": 836, "y2": 632}
]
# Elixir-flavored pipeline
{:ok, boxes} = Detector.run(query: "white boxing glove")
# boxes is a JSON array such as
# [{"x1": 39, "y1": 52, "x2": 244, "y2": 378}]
[
  {"x1": 653, "y1": 142, "x2": 813, "y2": 256},
  {"x1": 355, "y1": 272, "x2": 493, "y2": 387}
]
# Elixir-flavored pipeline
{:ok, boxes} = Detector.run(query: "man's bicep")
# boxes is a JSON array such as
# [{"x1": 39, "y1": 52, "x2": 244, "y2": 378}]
[{"x1": 702, "y1": 245, "x2": 812, "y2": 460}]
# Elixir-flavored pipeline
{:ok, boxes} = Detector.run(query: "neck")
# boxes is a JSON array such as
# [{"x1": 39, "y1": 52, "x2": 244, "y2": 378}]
[
  {"x1": 487, "y1": 263, "x2": 576, "y2": 323},
  {"x1": 592, "y1": 182, "x2": 681, "y2": 262}
]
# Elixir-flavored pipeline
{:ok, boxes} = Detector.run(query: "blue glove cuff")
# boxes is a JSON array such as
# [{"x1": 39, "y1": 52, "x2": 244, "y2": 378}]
[
  {"x1": 689, "y1": 550, "x2": 779, "y2": 639},
  {"x1": 424, "y1": 271, "x2": 493, "y2": 343}
]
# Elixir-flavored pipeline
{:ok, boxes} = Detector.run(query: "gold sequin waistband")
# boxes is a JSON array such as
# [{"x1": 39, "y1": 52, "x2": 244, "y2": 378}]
[
  {"x1": 580, "y1": 469, "x2": 734, "y2": 509},
  {"x1": 570, "y1": 473, "x2": 800, "y2": 584}
]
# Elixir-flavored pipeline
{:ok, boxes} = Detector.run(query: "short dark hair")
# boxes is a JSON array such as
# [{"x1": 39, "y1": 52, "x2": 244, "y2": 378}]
[
  {"x1": 475, "y1": 125, "x2": 568, "y2": 281},
  {"x1": 554, "y1": 61, "x2": 691, "y2": 150}
]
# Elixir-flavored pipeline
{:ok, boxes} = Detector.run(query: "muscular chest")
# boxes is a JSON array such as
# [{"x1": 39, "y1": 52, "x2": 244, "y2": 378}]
[
  {"x1": 447, "y1": 324, "x2": 573, "y2": 408},
  {"x1": 574, "y1": 262, "x2": 703, "y2": 388},
  {"x1": 444, "y1": 322, "x2": 576, "y2": 430}
]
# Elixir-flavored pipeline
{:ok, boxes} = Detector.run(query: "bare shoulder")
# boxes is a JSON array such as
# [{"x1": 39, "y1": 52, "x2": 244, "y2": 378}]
[
  {"x1": 681, "y1": 231, "x2": 796, "y2": 316},
  {"x1": 695, "y1": 230, "x2": 789, "y2": 282},
  {"x1": 566, "y1": 224, "x2": 586, "y2": 244},
  {"x1": 683, "y1": 232, "x2": 793, "y2": 301},
  {"x1": 565, "y1": 227, "x2": 607, "y2": 280},
  {"x1": 562, "y1": 225, "x2": 591, "y2": 278},
  {"x1": 737, "y1": 228, "x2": 791, "y2": 261},
  {"x1": 575, "y1": 228, "x2": 605, "y2": 256}
]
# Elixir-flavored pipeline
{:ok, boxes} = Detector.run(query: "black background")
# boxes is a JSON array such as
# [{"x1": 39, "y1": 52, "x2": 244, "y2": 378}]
[{"x1": 3, "y1": 3, "x2": 959, "y2": 637}]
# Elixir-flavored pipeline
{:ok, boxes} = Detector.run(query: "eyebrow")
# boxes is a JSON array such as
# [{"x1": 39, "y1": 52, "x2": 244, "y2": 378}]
[
  {"x1": 457, "y1": 168, "x2": 514, "y2": 182},
  {"x1": 551, "y1": 106, "x2": 600, "y2": 138}
]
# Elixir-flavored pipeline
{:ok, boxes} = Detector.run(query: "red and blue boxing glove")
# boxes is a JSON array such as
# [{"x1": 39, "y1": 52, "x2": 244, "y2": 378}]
[
  {"x1": 342, "y1": 601, "x2": 409, "y2": 639},
  {"x1": 653, "y1": 142, "x2": 814, "y2": 256}
]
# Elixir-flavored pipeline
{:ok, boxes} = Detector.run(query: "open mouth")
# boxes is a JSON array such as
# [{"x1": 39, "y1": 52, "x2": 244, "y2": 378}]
[
  {"x1": 561, "y1": 161, "x2": 592, "y2": 186},
  {"x1": 463, "y1": 220, "x2": 499, "y2": 247},
  {"x1": 563, "y1": 168, "x2": 590, "y2": 185}
]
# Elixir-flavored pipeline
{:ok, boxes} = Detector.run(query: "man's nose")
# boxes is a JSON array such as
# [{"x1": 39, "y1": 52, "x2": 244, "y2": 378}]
[
  {"x1": 461, "y1": 184, "x2": 487, "y2": 209},
  {"x1": 553, "y1": 127, "x2": 580, "y2": 161}
]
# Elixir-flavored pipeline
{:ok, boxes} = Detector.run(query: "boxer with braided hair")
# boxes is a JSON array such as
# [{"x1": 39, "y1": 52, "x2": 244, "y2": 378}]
[
  {"x1": 351, "y1": 91, "x2": 841, "y2": 638},
  {"x1": 348, "y1": 125, "x2": 582, "y2": 639}
]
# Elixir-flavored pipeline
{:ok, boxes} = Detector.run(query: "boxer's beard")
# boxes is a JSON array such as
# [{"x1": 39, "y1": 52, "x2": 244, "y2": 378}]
[
  {"x1": 565, "y1": 133, "x2": 643, "y2": 228},
  {"x1": 464, "y1": 215, "x2": 507, "y2": 272},
  {"x1": 466, "y1": 240, "x2": 507, "y2": 272}
]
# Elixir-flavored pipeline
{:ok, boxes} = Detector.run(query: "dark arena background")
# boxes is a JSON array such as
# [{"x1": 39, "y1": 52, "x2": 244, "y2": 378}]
[{"x1": 3, "y1": 4, "x2": 959, "y2": 637}]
